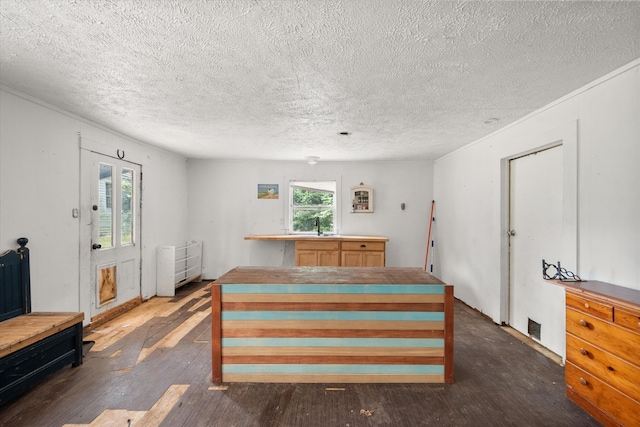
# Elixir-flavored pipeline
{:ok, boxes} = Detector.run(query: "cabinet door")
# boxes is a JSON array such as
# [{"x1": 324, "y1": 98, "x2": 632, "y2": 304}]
[
  {"x1": 341, "y1": 251, "x2": 363, "y2": 267},
  {"x1": 318, "y1": 251, "x2": 340, "y2": 266},
  {"x1": 362, "y1": 251, "x2": 385, "y2": 267},
  {"x1": 296, "y1": 250, "x2": 318, "y2": 266},
  {"x1": 295, "y1": 241, "x2": 340, "y2": 266}
]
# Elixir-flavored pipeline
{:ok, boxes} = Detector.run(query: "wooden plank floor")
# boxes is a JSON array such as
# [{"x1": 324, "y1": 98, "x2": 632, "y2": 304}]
[{"x1": 0, "y1": 281, "x2": 601, "y2": 426}]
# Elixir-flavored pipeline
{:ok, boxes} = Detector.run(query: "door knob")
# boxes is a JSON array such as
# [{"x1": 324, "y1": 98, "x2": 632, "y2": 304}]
[
  {"x1": 92, "y1": 243, "x2": 102, "y2": 250},
  {"x1": 92, "y1": 205, "x2": 98, "y2": 211}
]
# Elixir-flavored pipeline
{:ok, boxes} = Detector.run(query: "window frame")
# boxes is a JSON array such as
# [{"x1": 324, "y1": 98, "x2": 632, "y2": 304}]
[{"x1": 288, "y1": 179, "x2": 339, "y2": 235}]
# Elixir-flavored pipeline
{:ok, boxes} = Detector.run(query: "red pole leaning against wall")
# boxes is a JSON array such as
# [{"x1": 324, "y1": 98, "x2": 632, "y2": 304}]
[{"x1": 424, "y1": 200, "x2": 435, "y2": 272}]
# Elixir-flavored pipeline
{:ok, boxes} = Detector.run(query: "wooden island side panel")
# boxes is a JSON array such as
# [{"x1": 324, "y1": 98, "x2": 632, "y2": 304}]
[{"x1": 212, "y1": 267, "x2": 453, "y2": 384}]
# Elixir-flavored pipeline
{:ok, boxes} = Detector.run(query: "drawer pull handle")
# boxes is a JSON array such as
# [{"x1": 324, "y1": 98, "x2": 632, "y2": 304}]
[
  {"x1": 637, "y1": 322, "x2": 640, "y2": 329},
  {"x1": 360, "y1": 244, "x2": 366, "y2": 248},
  {"x1": 579, "y1": 348, "x2": 588, "y2": 356},
  {"x1": 579, "y1": 377, "x2": 588, "y2": 386},
  {"x1": 607, "y1": 366, "x2": 615, "y2": 372},
  {"x1": 579, "y1": 319, "x2": 588, "y2": 327},
  {"x1": 584, "y1": 303, "x2": 589, "y2": 309}
]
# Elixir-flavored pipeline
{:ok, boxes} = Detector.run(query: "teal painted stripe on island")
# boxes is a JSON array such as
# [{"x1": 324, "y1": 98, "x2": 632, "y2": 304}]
[
  {"x1": 222, "y1": 311, "x2": 444, "y2": 321},
  {"x1": 220, "y1": 284, "x2": 444, "y2": 295},
  {"x1": 222, "y1": 337, "x2": 444, "y2": 347},
  {"x1": 222, "y1": 364, "x2": 445, "y2": 375}
]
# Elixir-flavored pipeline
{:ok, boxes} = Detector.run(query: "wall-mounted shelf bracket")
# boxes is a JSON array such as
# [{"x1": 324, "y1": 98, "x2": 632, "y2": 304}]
[{"x1": 542, "y1": 259, "x2": 582, "y2": 282}]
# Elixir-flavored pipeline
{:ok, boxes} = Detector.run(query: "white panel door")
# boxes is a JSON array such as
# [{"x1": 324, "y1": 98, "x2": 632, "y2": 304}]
[
  {"x1": 89, "y1": 152, "x2": 141, "y2": 317},
  {"x1": 508, "y1": 145, "x2": 566, "y2": 357}
]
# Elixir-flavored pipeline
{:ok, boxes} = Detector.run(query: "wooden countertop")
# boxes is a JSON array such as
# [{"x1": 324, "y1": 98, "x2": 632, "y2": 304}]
[
  {"x1": 216, "y1": 266, "x2": 444, "y2": 285},
  {"x1": 245, "y1": 234, "x2": 389, "y2": 242},
  {"x1": 549, "y1": 279, "x2": 640, "y2": 307}
]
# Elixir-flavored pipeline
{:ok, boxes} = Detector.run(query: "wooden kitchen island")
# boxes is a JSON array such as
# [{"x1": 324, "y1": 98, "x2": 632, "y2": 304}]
[{"x1": 211, "y1": 267, "x2": 453, "y2": 384}]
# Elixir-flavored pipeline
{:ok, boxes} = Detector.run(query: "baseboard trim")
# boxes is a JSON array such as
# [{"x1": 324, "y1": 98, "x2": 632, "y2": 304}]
[
  {"x1": 85, "y1": 296, "x2": 143, "y2": 333},
  {"x1": 500, "y1": 325, "x2": 563, "y2": 366}
]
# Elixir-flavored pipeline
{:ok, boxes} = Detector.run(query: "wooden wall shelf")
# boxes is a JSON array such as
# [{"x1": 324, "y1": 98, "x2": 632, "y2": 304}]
[{"x1": 351, "y1": 183, "x2": 373, "y2": 213}]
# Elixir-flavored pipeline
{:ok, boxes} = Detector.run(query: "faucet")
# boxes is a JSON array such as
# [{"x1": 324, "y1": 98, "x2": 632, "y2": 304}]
[{"x1": 315, "y1": 217, "x2": 321, "y2": 236}]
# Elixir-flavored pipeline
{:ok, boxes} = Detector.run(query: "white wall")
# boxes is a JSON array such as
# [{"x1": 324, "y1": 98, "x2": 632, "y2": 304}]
[
  {"x1": 0, "y1": 88, "x2": 189, "y2": 322},
  {"x1": 434, "y1": 61, "x2": 640, "y2": 327},
  {"x1": 187, "y1": 160, "x2": 433, "y2": 279},
  {"x1": 5, "y1": 58, "x2": 635, "y2": 334}
]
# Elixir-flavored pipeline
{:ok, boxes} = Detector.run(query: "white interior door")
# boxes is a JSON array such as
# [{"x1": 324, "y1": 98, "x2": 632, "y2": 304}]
[
  {"x1": 89, "y1": 152, "x2": 141, "y2": 317},
  {"x1": 508, "y1": 145, "x2": 566, "y2": 357}
]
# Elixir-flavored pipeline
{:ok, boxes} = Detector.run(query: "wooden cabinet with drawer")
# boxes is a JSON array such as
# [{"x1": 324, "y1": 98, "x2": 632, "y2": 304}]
[
  {"x1": 341, "y1": 241, "x2": 385, "y2": 267},
  {"x1": 295, "y1": 240, "x2": 340, "y2": 267},
  {"x1": 561, "y1": 283, "x2": 640, "y2": 427}
]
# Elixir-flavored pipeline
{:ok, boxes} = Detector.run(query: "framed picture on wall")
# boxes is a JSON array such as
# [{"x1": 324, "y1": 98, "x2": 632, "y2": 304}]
[{"x1": 258, "y1": 184, "x2": 279, "y2": 199}]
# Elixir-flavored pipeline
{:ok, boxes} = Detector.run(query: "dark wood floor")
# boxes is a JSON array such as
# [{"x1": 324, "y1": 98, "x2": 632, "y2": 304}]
[{"x1": 0, "y1": 281, "x2": 600, "y2": 426}]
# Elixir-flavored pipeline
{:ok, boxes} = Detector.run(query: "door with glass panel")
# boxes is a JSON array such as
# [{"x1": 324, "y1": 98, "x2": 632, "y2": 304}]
[{"x1": 89, "y1": 152, "x2": 141, "y2": 317}]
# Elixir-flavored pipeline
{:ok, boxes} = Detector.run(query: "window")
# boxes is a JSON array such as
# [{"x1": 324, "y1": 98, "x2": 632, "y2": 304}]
[
  {"x1": 121, "y1": 168, "x2": 134, "y2": 245},
  {"x1": 99, "y1": 163, "x2": 113, "y2": 248},
  {"x1": 290, "y1": 181, "x2": 336, "y2": 234}
]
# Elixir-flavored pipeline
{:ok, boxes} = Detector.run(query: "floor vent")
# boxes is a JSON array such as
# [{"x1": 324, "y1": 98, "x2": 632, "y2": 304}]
[{"x1": 528, "y1": 318, "x2": 541, "y2": 341}]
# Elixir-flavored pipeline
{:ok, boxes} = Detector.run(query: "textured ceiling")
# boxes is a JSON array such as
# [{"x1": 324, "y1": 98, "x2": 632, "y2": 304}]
[{"x1": 1, "y1": 1, "x2": 639, "y2": 161}]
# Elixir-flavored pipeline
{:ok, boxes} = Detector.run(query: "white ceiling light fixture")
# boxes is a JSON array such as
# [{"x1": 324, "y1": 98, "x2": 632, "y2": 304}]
[{"x1": 305, "y1": 156, "x2": 320, "y2": 165}]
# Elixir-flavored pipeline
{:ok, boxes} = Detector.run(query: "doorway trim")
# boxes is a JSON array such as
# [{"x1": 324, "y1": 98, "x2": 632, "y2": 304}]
[
  {"x1": 499, "y1": 121, "x2": 578, "y2": 325},
  {"x1": 78, "y1": 135, "x2": 144, "y2": 325}
]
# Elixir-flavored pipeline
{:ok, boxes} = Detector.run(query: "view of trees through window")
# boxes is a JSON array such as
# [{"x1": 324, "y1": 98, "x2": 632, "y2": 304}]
[
  {"x1": 290, "y1": 181, "x2": 336, "y2": 234},
  {"x1": 121, "y1": 169, "x2": 134, "y2": 245},
  {"x1": 99, "y1": 164, "x2": 135, "y2": 247}
]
